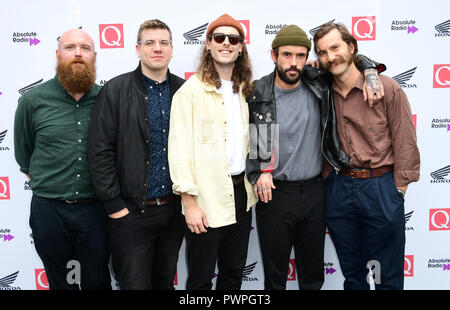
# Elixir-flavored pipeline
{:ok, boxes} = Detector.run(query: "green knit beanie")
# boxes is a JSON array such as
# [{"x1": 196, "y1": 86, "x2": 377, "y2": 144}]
[{"x1": 271, "y1": 25, "x2": 311, "y2": 51}]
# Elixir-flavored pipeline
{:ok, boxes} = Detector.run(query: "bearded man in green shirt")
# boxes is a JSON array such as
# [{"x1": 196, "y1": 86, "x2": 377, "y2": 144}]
[{"x1": 14, "y1": 28, "x2": 111, "y2": 290}]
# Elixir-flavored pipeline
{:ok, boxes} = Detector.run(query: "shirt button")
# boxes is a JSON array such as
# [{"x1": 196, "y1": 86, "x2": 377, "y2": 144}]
[
  {"x1": 77, "y1": 174, "x2": 80, "y2": 178},
  {"x1": 162, "y1": 110, "x2": 165, "y2": 114},
  {"x1": 159, "y1": 93, "x2": 162, "y2": 96},
  {"x1": 145, "y1": 139, "x2": 149, "y2": 143},
  {"x1": 78, "y1": 139, "x2": 82, "y2": 143},
  {"x1": 77, "y1": 121, "x2": 81, "y2": 125},
  {"x1": 162, "y1": 167, "x2": 166, "y2": 170},
  {"x1": 162, "y1": 129, "x2": 166, "y2": 133},
  {"x1": 163, "y1": 148, "x2": 166, "y2": 152},
  {"x1": 75, "y1": 191, "x2": 79, "y2": 195},
  {"x1": 146, "y1": 161, "x2": 150, "y2": 164},
  {"x1": 78, "y1": 157, "x2": 82, "y2": 161},
  {"x1": 162, "y1": 185, "x2": 165, "y2": 188},
  {"x1": 76, "y1": 104, "x2": 79, "y2": 108}
]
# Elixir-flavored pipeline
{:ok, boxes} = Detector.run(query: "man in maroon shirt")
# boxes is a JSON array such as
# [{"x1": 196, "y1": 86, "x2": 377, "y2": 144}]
[{"x1": 314, "y1": 22, "x2": 420, "y2": 290}]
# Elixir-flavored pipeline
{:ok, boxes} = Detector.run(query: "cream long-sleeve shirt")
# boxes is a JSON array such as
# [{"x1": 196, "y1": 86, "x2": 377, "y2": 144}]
[{"x1": 168, "y1": 74, "x2": 257, "y2": 228}]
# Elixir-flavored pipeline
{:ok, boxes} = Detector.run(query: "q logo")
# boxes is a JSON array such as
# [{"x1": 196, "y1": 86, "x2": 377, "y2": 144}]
[
  {"x1": 99, "y1": 24, "x2": 124, "y2": 49},
  {"x1": 237, "y1": 20, "x2": 250, "y2": 44},
  {"x1": 0, "y1": 177, "x2": 10, "y2": 200},
  {"x1": 352, "y1": 16, "x2": 376, "y2": 41},
  {"x1": 429, "y1": 208, "x2": 450, "y2": 231},
  {"x1": 433, "y1": 64, "x2": 450, "y2": 88},
  {"x1": 287, "y1": 259, "x2": 296, "y2": 281},
  {"x1": 35, "y1": 269, "x2": 49, "y2": 290},
  {"x1": 404, "y1": 255, "x2": 414, "y2": 277}
]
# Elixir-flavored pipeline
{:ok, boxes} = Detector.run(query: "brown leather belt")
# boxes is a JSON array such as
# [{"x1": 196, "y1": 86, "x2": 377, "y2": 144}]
[
  {"x1": 341, "y1": 165, "x2": 393, "y2": 179},
  {"x1": 65, "y1": 197, "x2": 98, "y2": 204},
  {"x1": 232, "y1": 172, "x2": 245, "y2": 185},
  {"x1": 146, "y1": 195, "x2": 177, "y2": 206}
]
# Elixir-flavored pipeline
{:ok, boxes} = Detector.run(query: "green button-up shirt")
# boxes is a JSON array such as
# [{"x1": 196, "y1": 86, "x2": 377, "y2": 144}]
[{"x1": 14, "y1": 76, "x2": 100, "y2": 200}]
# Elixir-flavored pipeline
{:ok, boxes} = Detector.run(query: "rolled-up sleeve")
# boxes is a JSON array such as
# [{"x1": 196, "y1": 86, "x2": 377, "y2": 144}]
[
  {"x1": 386, "y1": 83, "x2": 420, "y2": 187},
  {"x1": 168, "y1": 88, "x2": 198, "y2": 196}
]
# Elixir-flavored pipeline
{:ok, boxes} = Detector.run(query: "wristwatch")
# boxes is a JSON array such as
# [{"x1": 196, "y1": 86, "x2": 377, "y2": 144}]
[{"x1": 397, "y1": 189, "x2": 405, "y2": 198}]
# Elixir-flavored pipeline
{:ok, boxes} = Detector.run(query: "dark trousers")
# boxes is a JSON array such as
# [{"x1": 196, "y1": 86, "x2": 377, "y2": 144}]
[
  {"x1": 108, "y1": 198, "x2": 185, "y2": 290},
  {"x1": 185, "y1": 180, "x2": 251, "y2": 290},
  {"x1": 325, "y1": 171, "x2": 405, "y2": 290},
  {"x1": 256, "y1": 176, "x2": 326, "y2": 290},
  {"x1": 29, "y1": 194, "x2": 111, "y2": 290}
]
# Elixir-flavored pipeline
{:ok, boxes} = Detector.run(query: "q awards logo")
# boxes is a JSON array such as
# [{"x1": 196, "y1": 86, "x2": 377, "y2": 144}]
[
  {"x1": 352, "y1": 16, "x2": 376, "y2": 41},
  {"x1": 404, "y1": 255, "x2": 414, "y2": 277},
  {"x1": 287, "y1": 259, "x2": 296, "y2": 281},
  {"x1": 99, "y1": 24, "x2": 124, "y2": 49},
  {"x1": 35, "y1": 269, "x2": 49, "y2": 290},
  {"x1": 0, "y1": 177, "x2": 10, "y2": 200},
  {"x1": 237, "y1": 20, "x2": 250, "y2": 44},
  {"x1": 433, "y1": 64, "x2": 450, "y2": 88},
  {"x1": 429, "y1": 208, "x2": 450, "y2": 231}
]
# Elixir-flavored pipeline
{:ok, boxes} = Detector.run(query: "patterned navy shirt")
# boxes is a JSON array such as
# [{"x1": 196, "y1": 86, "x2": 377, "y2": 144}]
[{"x1": 143, "y1": 74, "x2": 172, "y2": 199}]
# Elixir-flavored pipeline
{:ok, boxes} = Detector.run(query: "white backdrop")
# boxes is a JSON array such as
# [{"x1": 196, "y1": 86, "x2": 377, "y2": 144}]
[{"x1": 1, "y1": 0, "x2": 449, "y2": 290}]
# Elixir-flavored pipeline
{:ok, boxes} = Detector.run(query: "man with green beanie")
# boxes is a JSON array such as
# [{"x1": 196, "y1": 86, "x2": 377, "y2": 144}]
[{"x1": 246, "y1": 24, "x2": 385, "y2": 290}]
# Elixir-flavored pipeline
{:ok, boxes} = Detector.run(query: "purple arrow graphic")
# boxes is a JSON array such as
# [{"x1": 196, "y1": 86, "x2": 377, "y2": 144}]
[
  {"x1": 407, "y1": 26, "x2": 418, "y2": 34},
  {"x1": 0, "y1": 91, "x2": 3, "y2": 96},
  {"x1": 29, "y1": 37, "x2": 41, "y2": 46},
  {"x1": 326, "y1": 267, "x2": 336, "y2": 275},
  {"x1": 3, "y1": 234, "x2": 14, "y2": 242},
  {"x1": 447, "y1": 124, "x2": 450, "y2": 132}
]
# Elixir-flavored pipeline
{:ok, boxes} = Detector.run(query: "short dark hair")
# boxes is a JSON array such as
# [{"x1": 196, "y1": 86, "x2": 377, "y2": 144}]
[{"x1": 137, "y1": 19, "x2": 172, "y2": 43}]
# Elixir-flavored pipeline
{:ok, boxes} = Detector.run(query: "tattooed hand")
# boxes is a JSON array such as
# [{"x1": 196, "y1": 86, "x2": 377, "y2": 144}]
[{"x1": 363, "y1": 68, "x2": 385, "y2": 107}]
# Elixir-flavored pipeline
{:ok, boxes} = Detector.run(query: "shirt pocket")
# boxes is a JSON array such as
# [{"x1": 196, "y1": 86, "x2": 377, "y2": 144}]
[{"x1": 197, "y1": 117, "x2": 218, "y2": 144}]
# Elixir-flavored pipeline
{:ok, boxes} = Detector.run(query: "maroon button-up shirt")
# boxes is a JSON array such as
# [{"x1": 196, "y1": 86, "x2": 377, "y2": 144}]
[{"x1": 330, "y1": 73, "x2": 420, "y2": 187}]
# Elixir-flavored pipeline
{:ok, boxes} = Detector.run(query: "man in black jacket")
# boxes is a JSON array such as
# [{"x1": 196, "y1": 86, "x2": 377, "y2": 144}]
[
  {"x1": 246, "y1": 25, "x2": 384, "y2": 290},
  {"x1": 88, "y1": 19, "x2": 185, "y2": 290}
]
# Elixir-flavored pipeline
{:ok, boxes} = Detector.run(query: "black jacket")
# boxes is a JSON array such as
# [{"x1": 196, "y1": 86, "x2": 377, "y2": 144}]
[
  {"x1": 246, "y1": 55, "x2": 385, "y2": 185},
  {"x1": 88, "y1": 63, "x2": 185, "y2": 215}
]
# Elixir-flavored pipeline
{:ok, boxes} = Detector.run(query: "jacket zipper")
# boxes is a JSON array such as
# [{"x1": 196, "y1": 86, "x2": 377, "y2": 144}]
[{"x1": 321, "y1": 88, "x2": 340, "y2": 175}]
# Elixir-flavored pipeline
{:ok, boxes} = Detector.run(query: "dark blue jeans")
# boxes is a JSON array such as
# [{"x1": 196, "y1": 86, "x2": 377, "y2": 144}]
[
  {"x1": 325, "y1": 171, "x2": 405, "y2": 290},
  {"x1": 30, "y1": 194, "x2": 111, "y2": 290}
]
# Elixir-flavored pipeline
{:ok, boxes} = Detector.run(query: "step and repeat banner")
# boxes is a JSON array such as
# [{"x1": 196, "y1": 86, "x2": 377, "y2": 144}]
[{"x1": 0, "y1": 0, "x2": 449, "y2": 290}]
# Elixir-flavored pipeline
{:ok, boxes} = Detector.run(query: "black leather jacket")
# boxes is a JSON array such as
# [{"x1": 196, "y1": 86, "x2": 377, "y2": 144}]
[
  {"x1": 246, "y1": 55, "x2": 385, "y2": 185},
  {"x1": 87, "y1": 63, "x2": 185, "y2": 215}
]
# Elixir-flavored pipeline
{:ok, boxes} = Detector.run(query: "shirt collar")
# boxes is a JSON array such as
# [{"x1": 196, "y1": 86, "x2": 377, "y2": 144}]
[{"x1": 331, "y1": 72, "x2": 365, "y2": 97}]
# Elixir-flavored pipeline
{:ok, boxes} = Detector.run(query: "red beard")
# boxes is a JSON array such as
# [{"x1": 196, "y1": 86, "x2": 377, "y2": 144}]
[{"x1": 56, "y1": 56, "x2": 96, "y2": 94}]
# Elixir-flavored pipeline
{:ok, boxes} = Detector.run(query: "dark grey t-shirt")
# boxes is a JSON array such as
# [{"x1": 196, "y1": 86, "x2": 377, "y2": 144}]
[{"x1": 272, "y1": 82, "x2": 322, "y2": 181}]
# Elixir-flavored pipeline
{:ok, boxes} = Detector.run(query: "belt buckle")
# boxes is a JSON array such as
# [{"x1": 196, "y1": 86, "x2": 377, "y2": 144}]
[
  {"x1": 65, "y1": 200, "x2": 77, "y2": 204},
  {"x1": 156, "y1": 198, "x2": 162, "y2": 206},
  {"x1": 350, "y1": 170, "x2": 355, "y2": 179}
]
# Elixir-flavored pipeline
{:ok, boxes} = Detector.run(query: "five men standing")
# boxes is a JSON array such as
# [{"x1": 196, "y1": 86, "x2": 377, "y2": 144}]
[{"x1": 13, "y1": 17, "x2": 419, "y2": 291}]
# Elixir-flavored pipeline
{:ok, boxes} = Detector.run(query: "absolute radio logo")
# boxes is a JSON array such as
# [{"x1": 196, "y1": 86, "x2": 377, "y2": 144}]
[
  {"x1": 265, "y1": 23, "x2": 289, "y2": 36},
  {"x1": 404, "y1": 255, "x2": 414, "y2": 277},
  {"x1": 429, "y1": 208, "x2": 450, "y2": 230},
  {"x1": 35, "y1": 269, "x2": 49, "y2": 290},
  {"x1": 0, "y1": 228, "x2": 14, "y2": 242},
  {"x1": 0, "y1": 177, "x2": 10, "y2": 200},
  {"x1": 12, "y1": 32, "x2": 40, "y2": 46},
  {"x1": 431, "y1": 118, "x2": 450, "y2": 132},
  {"x1": 433, "y1": 64, "x2": 450, "y2": 88},
  {"x1": 390, "y1": 19, "x2": 418, "y2": 34},
  {"x1": 324, "y1": 262, "x2": 336, "y2": 275},
  {"x1": 428, "y1": 258, "x2": 450, "y2": 271},
  {"x1": 99, "y1": 24, "x2": 124, "y2": 49},
  {"x1": 352, "y1": 16, "x2": 376, "y2": 41}
]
